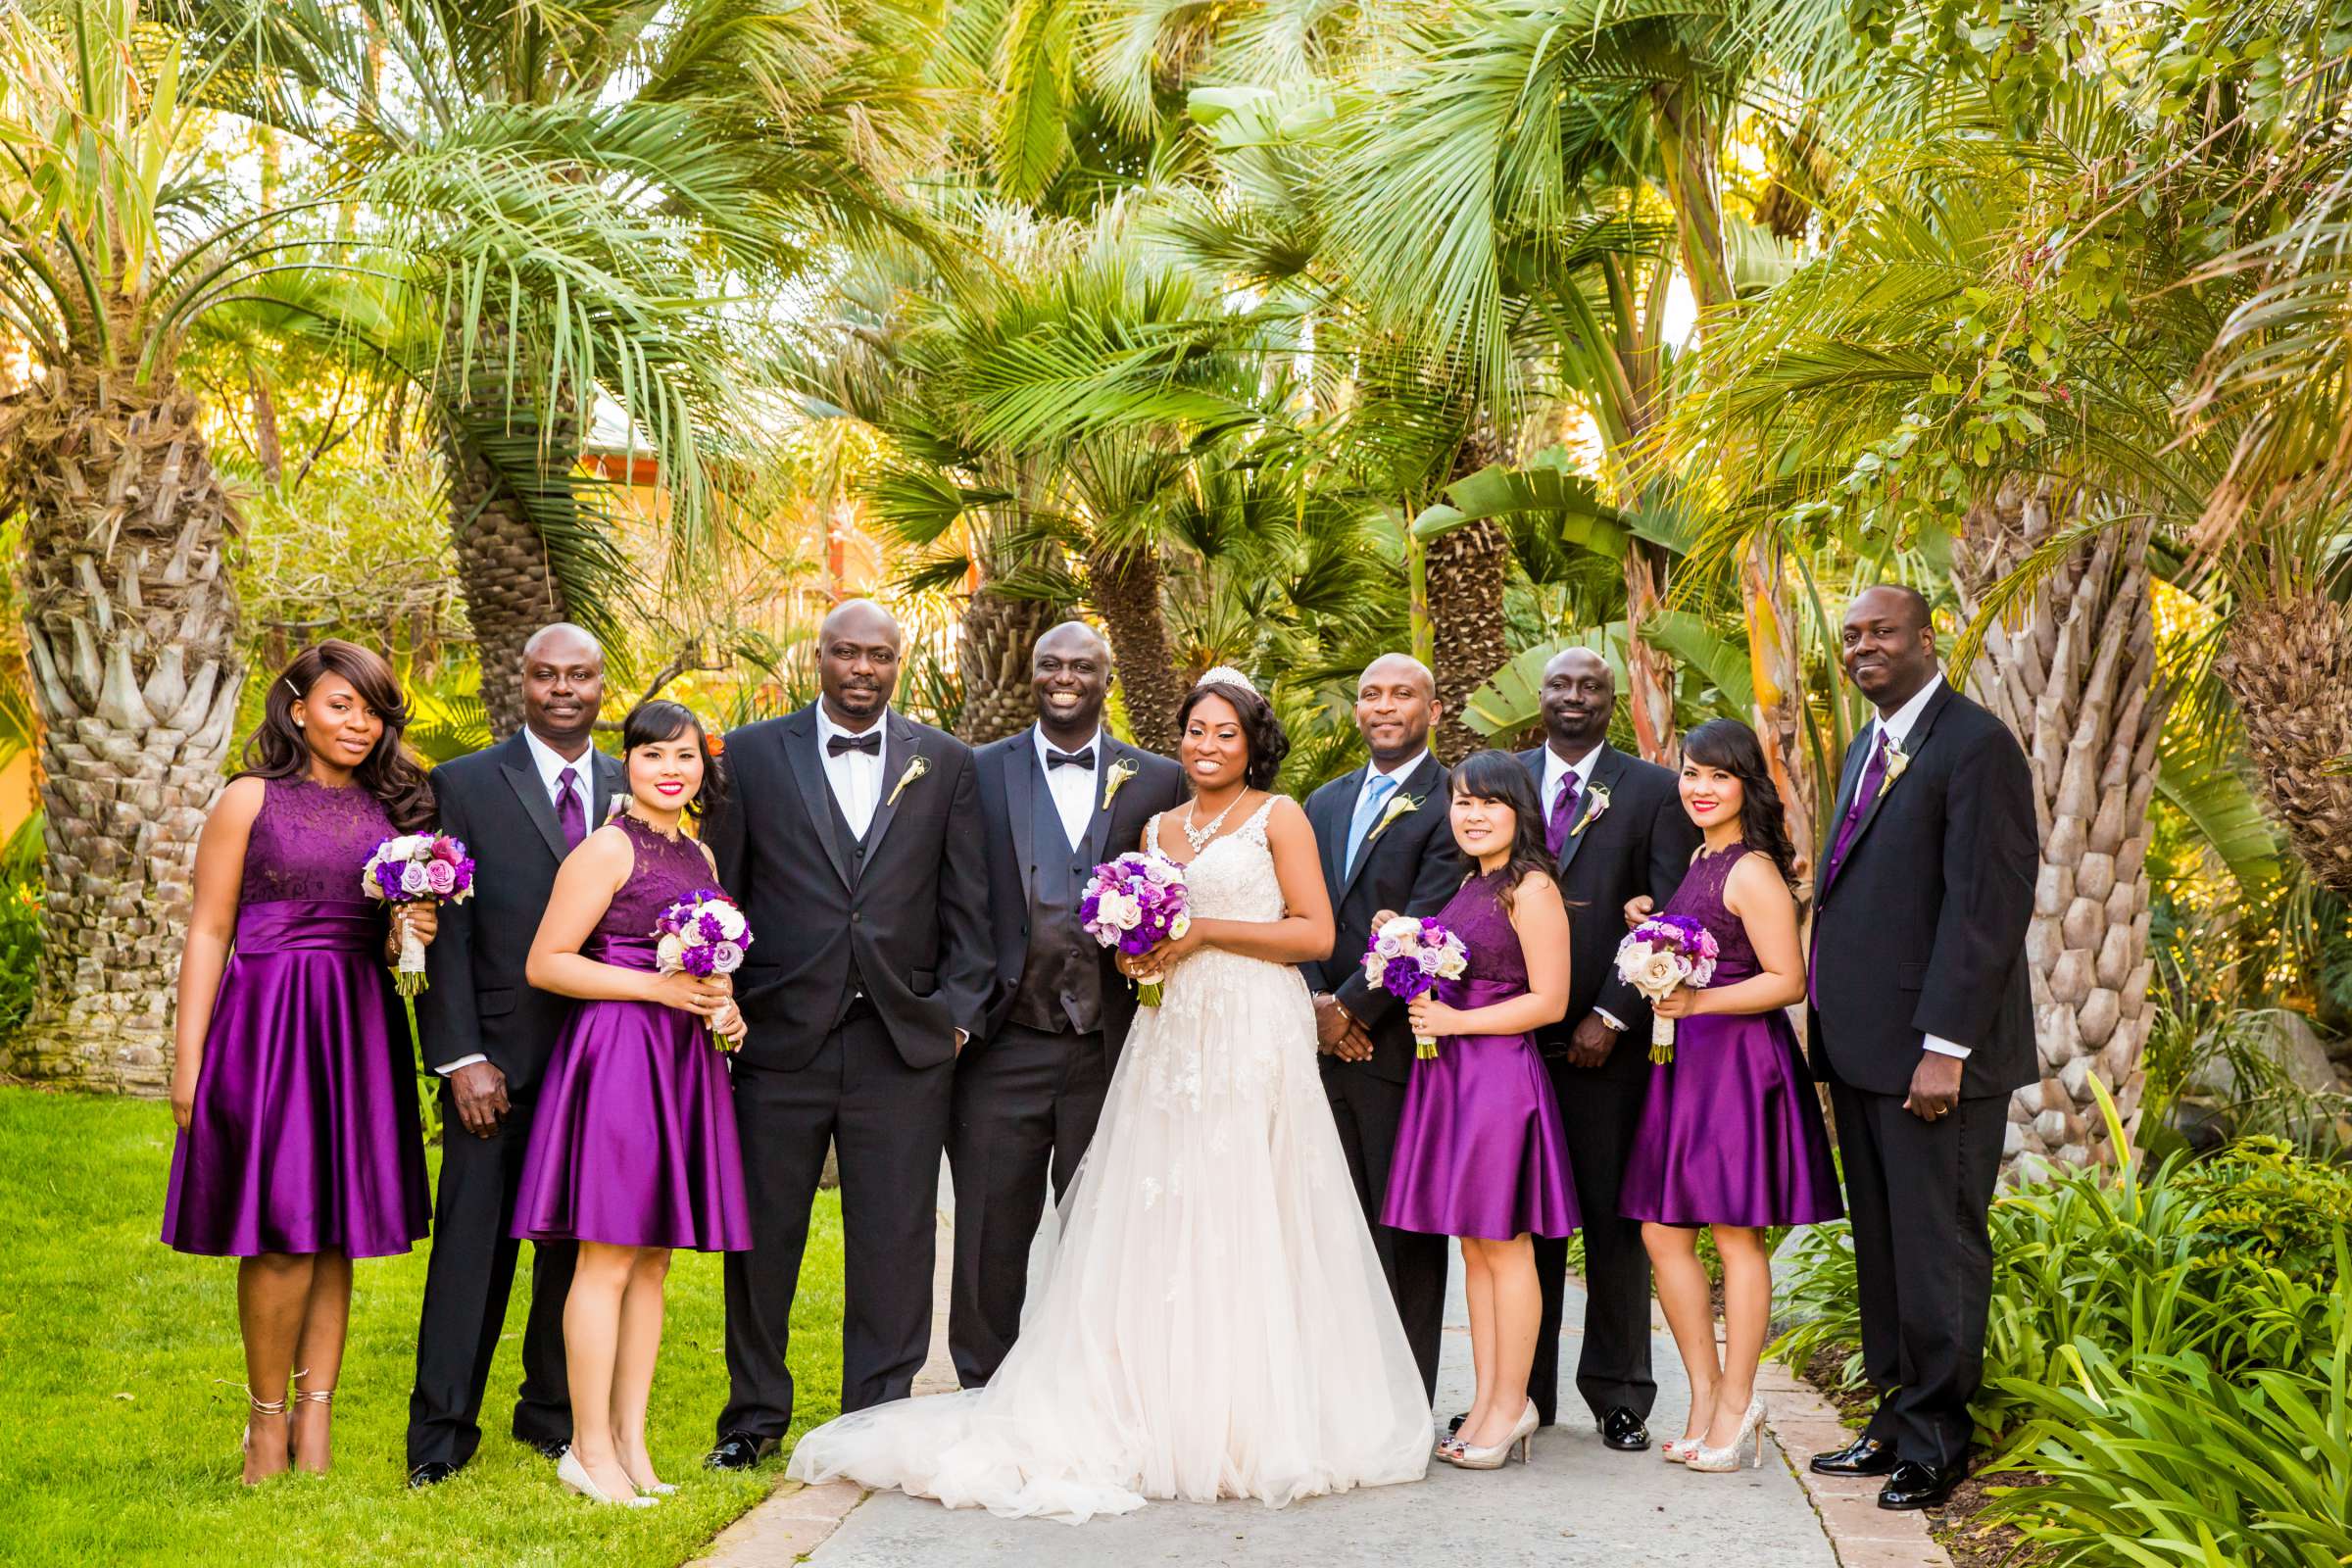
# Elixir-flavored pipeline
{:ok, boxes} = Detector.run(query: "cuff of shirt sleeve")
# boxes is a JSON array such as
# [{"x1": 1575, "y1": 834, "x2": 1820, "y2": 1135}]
[
  {"x1": 435, "y1": 1054, "x2": 488, "y2": 1075},
  {"x1": 1593, "y1": 1007, "x2": 1626, "y2": 1032},
  {"x1": 1922, "y1": 1035, "x2": 1972, "y2": 1059}
]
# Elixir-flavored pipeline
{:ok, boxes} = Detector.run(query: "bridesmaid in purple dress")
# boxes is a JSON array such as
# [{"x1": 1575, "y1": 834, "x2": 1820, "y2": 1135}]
[
  {"x1": 163, "y1": 641, "x2": 439, "y2": 1484},
  {"x1": 513, "y1": 700, "x2": 749, "y2": 1507},
  {"x1": 1381, "y1": 750, "x2": 1578, "y2": 1471},
  {"x1": 1619, "y1": 718, "x2": 1839, "y2": 1475}
]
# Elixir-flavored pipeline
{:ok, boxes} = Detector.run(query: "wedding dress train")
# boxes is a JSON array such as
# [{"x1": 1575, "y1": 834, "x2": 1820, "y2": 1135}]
[{"x1": 785, "y1": 798, "x2": 1433, "y2": 1522}]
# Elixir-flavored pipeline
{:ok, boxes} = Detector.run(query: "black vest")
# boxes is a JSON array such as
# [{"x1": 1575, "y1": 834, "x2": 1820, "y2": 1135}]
[
  {"x1": 1008, "y1": 759, "x2": 1103, "y2": 1036},
  {"x1": 824, "y1": 781, "x2": 869, "y2": 1020}
]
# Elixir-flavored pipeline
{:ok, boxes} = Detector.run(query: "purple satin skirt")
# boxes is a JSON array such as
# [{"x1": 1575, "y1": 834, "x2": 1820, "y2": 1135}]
[
  {"x1": 162, "y1": 899, "x2": 428, "y2": 1259},
  {"x1": 511, "y1": 936, "x2": 750, "y2": 1251},
  {"x1": 1382, "y1": 978, "x2": 1580, "y2": 1241},
  {"x1": 1620, "y1": 1008, "x2": 1842, "y2": 1228}
]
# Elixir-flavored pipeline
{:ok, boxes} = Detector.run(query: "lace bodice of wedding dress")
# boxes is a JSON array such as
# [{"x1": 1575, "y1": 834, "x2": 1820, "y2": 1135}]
[{"x1": 786, "y1": 796, "x2": 1434, "y2": 1522}]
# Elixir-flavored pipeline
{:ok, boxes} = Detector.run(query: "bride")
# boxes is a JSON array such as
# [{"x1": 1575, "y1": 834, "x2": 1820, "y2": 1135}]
[{"x1": 786, "y1": 668, "x2": 1435, "y2": 1522}]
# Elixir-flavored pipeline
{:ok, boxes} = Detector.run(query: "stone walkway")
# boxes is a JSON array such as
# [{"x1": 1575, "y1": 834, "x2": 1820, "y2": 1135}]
[{"x1": 699, "y1": 1187, "x2": 1947, "y2": 1568}]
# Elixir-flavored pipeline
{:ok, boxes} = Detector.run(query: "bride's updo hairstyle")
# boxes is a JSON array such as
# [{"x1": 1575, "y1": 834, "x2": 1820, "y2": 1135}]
[{"x1": 1174, "y1": 668, "x2": 1290, "y2": 791}]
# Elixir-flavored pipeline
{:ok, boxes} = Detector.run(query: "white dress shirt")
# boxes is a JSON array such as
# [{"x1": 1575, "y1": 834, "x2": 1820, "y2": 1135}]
[
  {"x1": 1034, "y1": 725, "x2": 1102, "y2": 851},
  {"x1": 1540, "y1": 741, "x2": 1603, "y2": 827},
  {"x1": 1861, "y1": 674, "x2": 1968, "y2": 1060},
  {"x1": 1352, "y1": 748, "x2": 1430, "y2": 821},
  {"x1": 817, "y1": 703, "x2": 889, "y2": 840}
]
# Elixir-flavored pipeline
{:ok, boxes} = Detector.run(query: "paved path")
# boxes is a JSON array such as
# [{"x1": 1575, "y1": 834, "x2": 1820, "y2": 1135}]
[{"x1": 697, "y1": 1174, "x2": 1919, "y2": 1567}]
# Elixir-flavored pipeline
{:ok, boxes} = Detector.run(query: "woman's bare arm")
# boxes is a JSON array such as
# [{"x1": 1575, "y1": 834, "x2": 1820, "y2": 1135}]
[{"x1": 171, "y1": 777, "x2": 267, "y2": 1126}]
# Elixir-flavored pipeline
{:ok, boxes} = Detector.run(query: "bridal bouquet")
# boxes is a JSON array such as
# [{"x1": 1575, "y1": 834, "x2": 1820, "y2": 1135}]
[
  {"x1": 362, "y1": 834, "x2": 477, "y2": 998},
  {"x1": 1615, "y1": 915, "x2": 1720, "y2": 1064},
  {"x1": 1081, "y1": 853, "x2": 1191, "y2": 1007},
  {"x1": 1363, "y1": 915, "x2": 1469, "y2": 1059},
  {"x1": 655, "y1": 889, "x2": 753, "y2": 1049}
]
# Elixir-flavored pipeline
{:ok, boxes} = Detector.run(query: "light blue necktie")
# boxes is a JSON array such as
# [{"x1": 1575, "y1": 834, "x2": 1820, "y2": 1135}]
[{"x1": 1345, "y1": 772, "x2": 1399, "y2": 878}]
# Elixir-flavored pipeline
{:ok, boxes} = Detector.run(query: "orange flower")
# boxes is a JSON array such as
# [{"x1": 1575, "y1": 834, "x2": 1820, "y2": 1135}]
[{"x1": 707, "y1": 728, "x2": 727, "y2": 757}]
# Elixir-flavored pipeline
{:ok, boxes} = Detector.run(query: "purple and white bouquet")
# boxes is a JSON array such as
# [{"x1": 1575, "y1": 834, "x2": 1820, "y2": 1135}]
[
  {"x1": 1362, "y1": 915, "x2": 1470, "y2": 1060},
  {"x1": 1080, "y1": 853, "x2": 1191, "y2": 1007},
  {"x1": 362, "y1": 834, "x2": 476, "y2": 997},
  {"x1": 655, "y1": 889, "x2": 753, "y2": 1048},
  {"x1": 1614, "y1": 914, "x2": 1720, "y2": 1063}
]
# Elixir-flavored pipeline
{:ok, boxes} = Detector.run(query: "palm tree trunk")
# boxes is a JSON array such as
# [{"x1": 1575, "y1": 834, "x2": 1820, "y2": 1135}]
[
  {"x1": 1087, "y1": 542, "x2": 1184, "y2": 754},
  {"x1": 2215, "y1": 593, "x2": 2352, "y2": 896},
  {"x1": 1427, "y1": 516, "x2": 1511, "y2": 763},
  {"x1": 956, "y1": 584, "x2": 1057, "y2": 745},
  {"x1": 1954, "y1": 478, "x2": 2168, "y2": 1172},
  {"x1": 0, "y1": 366, "x2": 245, "y2": 1094},
  {"x1": 1741, "y1": 536, "x2": 1817, "y2": 883},
  {"x1": 1622, "y1": 542, "x2": 1681, "y2": 765}
]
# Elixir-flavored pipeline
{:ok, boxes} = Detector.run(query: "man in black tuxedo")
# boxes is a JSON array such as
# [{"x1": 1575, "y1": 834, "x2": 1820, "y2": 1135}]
[
  {"x1": 1806, "y1": 585, "x2": 2034, "y2": 1510},
  {"x1": 950, "y1": 621, "x2": 1187, "y2": 1386},
  {"x1": 1300, "y1": 654, "x2": 1464, "y2": 1399},
  {"x1": 703, "y1": 599, "x2": 992, "y2": 1469},
  {"x1": 1516, "y1": 647, "x2": 1699, "y2": 1448},
  {"x1": 407, "y1": 623, "x2": 624, "y2": 1486}
]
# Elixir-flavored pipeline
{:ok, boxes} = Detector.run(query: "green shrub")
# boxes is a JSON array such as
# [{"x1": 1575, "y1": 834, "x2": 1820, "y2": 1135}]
[{"x1": 0, "y1": 819, "x2": 42, "y2": 1038}]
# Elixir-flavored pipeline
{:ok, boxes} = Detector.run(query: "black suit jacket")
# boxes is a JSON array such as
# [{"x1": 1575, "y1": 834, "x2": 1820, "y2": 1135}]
[
  {"x1": 971, "y1": 727, "x2": 1188, "y2": 1056},
  {"x1": 1808, "y1": 682, "x2": 2037, "y2": 1100},
  {"x1": 703, "y1": 704, "x2": 991, "y2": 1073},
  {"x1": 419, "y1": 732, "x2": 624, "y2": 1093},
  {"x1": 1518, "y1": 743, "x2": 1701, "y2": 1079},
  {"x1": 1300, "y1": 755, "x2": 1470, "y2": 1084}
]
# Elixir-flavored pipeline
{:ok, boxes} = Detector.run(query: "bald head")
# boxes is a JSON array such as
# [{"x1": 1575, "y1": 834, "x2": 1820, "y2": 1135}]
[
  {"x1": 520, "y1": 622, "x2": 605, "y2": 753},
  {"x1": 1033, "y1": 620, "x2": 1113, "y2": 742},
  {"x1": 1355, "y1": 653, "x2": 1439, "y2": 765},
  {"x1": 1841, "y1": 584, "x2": 1938, "y2": 714},
  {"x1": 817, "y1": 598, "x2": 905, "y2": 726},
  {"x1": 1540, "y1": 645, "x2": 1613, "y2": 754}
]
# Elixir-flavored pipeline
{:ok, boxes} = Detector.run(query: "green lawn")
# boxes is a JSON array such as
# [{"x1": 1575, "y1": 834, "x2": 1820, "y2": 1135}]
[{"x1": 0, "y1": 1087, "x2": 844, "y2": 1567}]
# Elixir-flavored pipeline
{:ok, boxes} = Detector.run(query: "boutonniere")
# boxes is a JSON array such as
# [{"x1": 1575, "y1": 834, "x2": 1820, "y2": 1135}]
[
  {"x1": 887, "y1": 753, "x2": 929, "y2": 807},
  {"x1": 1364, "y1": 791, "x2": 1421, "y2": 847},
  {"x1": 1878, "y1": 743, "x2": 1911, "y2": 800},
  {"x1": 1570, "y1": 782, "x2": 1612, "y2": 837},
  {"x1": 1102, "y1": 758, "x2": 1138, "y2": 810}
]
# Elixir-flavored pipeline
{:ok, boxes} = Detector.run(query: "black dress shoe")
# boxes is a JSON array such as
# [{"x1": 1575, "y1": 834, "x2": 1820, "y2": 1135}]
[
  {"x1": 523, "y1": 1437, "x2": 569, "y2": 1460},
  {"x1": 1809, "y1": 1435, "x2": 1899, "y2": 1477},
  {"x1": 1878, "y1": 1459, "x2": 1960, "y2": 1510},
  {"x1": 407, "y1": 1460, "x2": 461, "y2": 1488},
  {"x1": 1598, "y1": 1407, "x2": 1650, "y2": 1451},
  {"x1": 706, "y1": 1432, "x2": 779, "y2": 1471},
  {"x1": 1446, "y1": 1411, "x2": 1467, "y2": 1436}
]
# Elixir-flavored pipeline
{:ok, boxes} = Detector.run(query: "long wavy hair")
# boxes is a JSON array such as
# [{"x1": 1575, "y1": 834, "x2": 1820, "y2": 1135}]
[
  {"x1": 1175, "y1": 679, "x2": 1291, "y2": 791},
  {"x1": 619, "y1": 700, "x2": 728, "y2": 819},
  {"x1": 239, "y1": 640, "x2": 435, "y2": 830},
  {"x1": 1448, "y1": 748, "x2": 1553, "y2": 909},
  {"x1": 1680, "y1": 718, "x2": 1799, "y2": 889}
]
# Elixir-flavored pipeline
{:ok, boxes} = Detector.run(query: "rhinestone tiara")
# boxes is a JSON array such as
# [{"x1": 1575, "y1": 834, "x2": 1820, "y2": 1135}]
[{"x1": 1194, "y1": 664, "x2": 1259, "y2": 695}]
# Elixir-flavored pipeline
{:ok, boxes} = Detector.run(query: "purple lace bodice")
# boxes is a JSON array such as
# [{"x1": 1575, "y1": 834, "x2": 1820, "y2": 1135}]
[
  {"x1": 1436, "y1": 870, "x2": 1530, "y2": 991},
  {"x1": 1661, "y1": 840, "x2": 1761, "y2": 984},
  {"x1": 239, "y1": 775, "x2": 400, "y2": 906},
  {"x1": 593, "y1": 815, "x2": 718, "y2": 960}
]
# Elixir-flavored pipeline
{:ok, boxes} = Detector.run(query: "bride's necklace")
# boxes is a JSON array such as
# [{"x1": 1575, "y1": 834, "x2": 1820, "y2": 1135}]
[{"x1": 1181, "y1": 791, "x2": 1248, "y2": 853}]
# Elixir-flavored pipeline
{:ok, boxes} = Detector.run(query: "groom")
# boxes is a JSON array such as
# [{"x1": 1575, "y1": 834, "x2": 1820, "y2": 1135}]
[
  {"x1": 1808, "y1": 585, "x2": 2034, "y2": 1509},
  {"x1": 1517, "y1": 646, "x2": 1697, "y2": 1447},
  {"x1": 950, "y1": 621, "x2": 1185, "y2": 1386},
  {"x1": 1302, "y1": 654, "x2": 1464, "y2": 1399},
  {"x1": 704, "y1": 599, "x2": 992, "y2": 1469}
]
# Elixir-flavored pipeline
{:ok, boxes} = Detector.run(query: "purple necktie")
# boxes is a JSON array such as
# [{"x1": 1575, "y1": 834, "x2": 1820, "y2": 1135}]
[
  {"x1": 1821, "y1": 730, "x2": 1889, "y2": 897},
  {"x1": 556, "y1": 764, "x2": 586, "y2": 851},
  {"x1": 1545, "y1": 771, "x2": 1581, "y2": 859}
]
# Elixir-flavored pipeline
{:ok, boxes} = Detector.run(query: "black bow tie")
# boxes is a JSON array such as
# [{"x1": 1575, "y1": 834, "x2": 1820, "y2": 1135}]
[
  {"x1": 826, "y1": 730, "x2": 881, "y2": 757},
  {"x1": 1046, "y1": 748, "x2": 1096, "y2": 771}
]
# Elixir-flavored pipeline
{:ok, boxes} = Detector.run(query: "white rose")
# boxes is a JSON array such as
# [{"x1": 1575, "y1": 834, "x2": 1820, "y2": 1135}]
[
  {"x1": 1098, "y1": 891, "x2": 1139, "y2": 929},
  {"x1": 657, "y1": 933, "x2": 685, "y2": 971},
  {"x1": 713, "y1": 905, "x2": 748, "y2": 941},
  {"x1": 1378, "y1": 916, "x2": 1422, "y2": 942},
  {"x1": 1167, "y1": 910, "x2": 1192, "y2": 940},
  {"x1": 1635, "y1": 952, "x2": 1684, "y2": 995},
  {"x1": 1363, "y1": 954, "x2": 1385, "y2": 985}
]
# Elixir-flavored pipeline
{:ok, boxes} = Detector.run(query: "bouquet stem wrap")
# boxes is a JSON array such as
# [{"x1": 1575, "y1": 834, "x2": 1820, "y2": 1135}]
[
  {"x1": 1649, "y1": 1010, "x2": 1676, "y2": 1065},
  {"x1": 1613, "y1": 914, "x2": 1719, "y2": 1066},
  {"x1": 363, "y1": 834, "x2": 476, "y2": 1054}
]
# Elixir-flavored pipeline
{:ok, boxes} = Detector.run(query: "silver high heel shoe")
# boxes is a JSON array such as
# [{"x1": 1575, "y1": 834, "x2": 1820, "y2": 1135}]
[
  {"x1": 1446, "y1": 1400, "x2": 1540, "y2": 1470},
  {"x1": 560, "y1": 1447, "x2": 660, "y2": 1507},
  {"x1": 1685, "y1": 1396, "x2": 1766, "y2": 1473}
]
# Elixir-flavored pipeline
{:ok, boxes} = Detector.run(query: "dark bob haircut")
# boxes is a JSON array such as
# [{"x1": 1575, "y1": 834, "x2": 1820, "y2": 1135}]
[
  {"x1": 1680, "y1": 717, "x2": 1798, "y2": 889},
  {"x1": 619, "y1": 700, "x2": 728, "y2": 818},
  {"x1": 1174, "y1": 678, "x2": 1290, "y2": 791},
  {"x1": 1448, "y1": 748, "x2": 1554, "y2": 906}
]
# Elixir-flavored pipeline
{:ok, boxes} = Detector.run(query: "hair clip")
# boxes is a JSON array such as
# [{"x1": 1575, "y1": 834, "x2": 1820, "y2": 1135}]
[{"x1": 282, "y1": 677, "x2": 303, "y2": 701}]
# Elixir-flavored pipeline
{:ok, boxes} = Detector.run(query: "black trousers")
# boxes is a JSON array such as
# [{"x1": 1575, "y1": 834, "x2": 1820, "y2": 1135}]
[
  {"x1": 1530, "y1": 1055, "x2": 1654, "y2": 1426},
  {"x1": 718, "y1": 1011, "x2": 954, "y2": 1441},
  {"x1": 406, "y1": 1086, "x2": 574, "y2": 1471},
  {"x1": 1830, "y1": 1077, "x2": 2004, "y2": 1469},
  {"x1": 1321, "y1": 1058, "x2": 1448, "y2": 1401},
  {"x1": 945, "y1": 1020, "x2": 1112, "y2": 1387}
]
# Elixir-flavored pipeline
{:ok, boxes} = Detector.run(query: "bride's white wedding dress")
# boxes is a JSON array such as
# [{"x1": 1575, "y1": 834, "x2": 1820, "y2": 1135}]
[{"x1": 785, "y1": 798, "x2": 1433, "y2": 1522}]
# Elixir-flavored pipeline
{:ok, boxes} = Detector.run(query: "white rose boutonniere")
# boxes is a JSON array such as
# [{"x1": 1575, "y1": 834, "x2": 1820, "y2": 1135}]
[
  {"x1": 1102, "y1": 757, "x2": 1138, "y2": 810},
  {"x1": 1571, "y1": 781, "x2": 1613, "y2": 837},
  {"x1": 1364, "y1": 790, "x2": 1420, "y2": 847},
  {"x1": 1878, "y1": 743, "x2": 1910, "y2": 800},
  {"x1": 887, "y1": 754, "x2": 930, "y2": 806}
]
